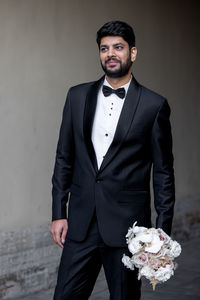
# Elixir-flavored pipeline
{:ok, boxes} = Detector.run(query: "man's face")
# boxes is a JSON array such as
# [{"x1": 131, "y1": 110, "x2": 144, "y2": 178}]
[{"x1": 99, "y1": 36, "x2": 137, "y2": 78}]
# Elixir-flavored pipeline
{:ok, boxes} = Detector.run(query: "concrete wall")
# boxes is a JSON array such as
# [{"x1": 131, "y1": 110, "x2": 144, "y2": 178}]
[{"x1": 0, "y1": 0, "x2": 199, "y2": 298}]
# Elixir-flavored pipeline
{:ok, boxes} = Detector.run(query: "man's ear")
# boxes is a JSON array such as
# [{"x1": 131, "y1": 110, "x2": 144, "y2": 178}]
[{"x1": 131, "y1": 47, "x2": 137, "y2": 62}]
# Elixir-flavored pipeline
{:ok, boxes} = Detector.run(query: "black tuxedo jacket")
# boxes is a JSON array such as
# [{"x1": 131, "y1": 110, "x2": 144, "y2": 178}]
[{"x1": 52, "y1": 76, "x2": 175, "y2": 247}]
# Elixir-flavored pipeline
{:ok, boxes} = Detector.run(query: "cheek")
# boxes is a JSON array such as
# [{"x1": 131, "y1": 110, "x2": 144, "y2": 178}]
[
  {"x1": 117, "y1": 52, "x2": 128, "y2": 62},
  {"x1": 100, "y1": 54, "x2": 105, "y2": 64}
]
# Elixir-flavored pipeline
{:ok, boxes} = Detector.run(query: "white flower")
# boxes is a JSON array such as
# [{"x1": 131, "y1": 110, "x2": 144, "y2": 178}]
[
  {"x1": 123, "y1": 224, "x2": 181, "y2": 290},
  {"x1": 168, "y1": 240, "x2": 182, "y2": 259},
  {"x1": 132, "y1": 222, "x2": 146, "y2": 235},
  {"x1": 145, "y1": 233, "x2": 164, "y2": 254},
  {"x1": 125, "y1": 227, "x2": 135, "y2": 244},
  {"x1": 132, "y1": 252, "x2": 148, "y2": 266},
  {"x1": 157, "y1": 228, "x2": 171, "y2": 244},
  {"x1": 154, "y1": 264, "x2": 174, "y2": 282},
  {"x1": 149, "y1": 258, "x2": 161, "y2": 270},
  {"x1": 140, "y1": 265, "x2": 155, "y2": 280},
  {"x1": 136, "y1": 231, "x2": 153, "y2": 243},
  {"x1": 128, "y1": 238, "x2": 143, "y2": 255},
  {"x1": 126, "y1": 222, "x2": 146, "y2": 244},
  {"x1": 122, "y1": 254, "x2": 135, "y2": 270},
  {"x1": 152, "y1": 247, "x2": 168, "y2": 258}
]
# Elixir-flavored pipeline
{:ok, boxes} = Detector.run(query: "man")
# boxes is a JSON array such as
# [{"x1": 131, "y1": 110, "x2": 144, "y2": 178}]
[{"x1": 50, "y1": 21, "x2": 175, "y2": 300}]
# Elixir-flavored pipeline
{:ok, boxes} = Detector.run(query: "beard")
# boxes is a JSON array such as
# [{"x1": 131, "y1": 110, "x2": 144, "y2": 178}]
[{"x1": 101, "y1": 54, "x2": 132, "y2": 78}]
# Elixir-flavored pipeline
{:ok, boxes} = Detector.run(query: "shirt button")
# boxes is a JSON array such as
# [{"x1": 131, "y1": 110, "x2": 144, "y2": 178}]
[{"x1": 105, "y1": 133, "x2": 108, "y2": 136}]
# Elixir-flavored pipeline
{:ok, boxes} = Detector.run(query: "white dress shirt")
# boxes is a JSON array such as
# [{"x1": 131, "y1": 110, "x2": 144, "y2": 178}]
[{"x1": 91, "y1": 77, "x2": 131, "y2": 169}]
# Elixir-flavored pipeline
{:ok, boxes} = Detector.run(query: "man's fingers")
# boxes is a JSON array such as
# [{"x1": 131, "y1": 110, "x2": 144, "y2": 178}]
[
  {"x1": 51, "y1": 230, "x2": 62, "y2": 247},
  {"x1": 61, "y1": 226, "x2": 68, "y2": 245},
  {"x1": 51, "y1": 230, "x2": 63, "y2": 248},
  {"x1": 50, "y1": 227, "x2": 57, "y2": 243},
  {"x1": 50, "y1": 219, "x2": 68, "y2": 248},
  {"x1": 55, "y1": 232, "x2": 64, "y2": 248}
]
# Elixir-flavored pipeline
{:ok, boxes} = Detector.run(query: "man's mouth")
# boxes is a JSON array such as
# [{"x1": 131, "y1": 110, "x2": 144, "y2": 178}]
[
  {"x1": 107, "y1": 61, "x2": 118, "y2": 67},
  {"x1": 106, "y1": 59, "x2": 120, "y2": 67}
]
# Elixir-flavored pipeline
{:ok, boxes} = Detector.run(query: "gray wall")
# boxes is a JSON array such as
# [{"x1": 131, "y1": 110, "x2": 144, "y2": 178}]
[
  {"x1": 0, "y1": 0, "x2": 199, "y2": 298},
  {"x1": 0, "y1": 0, "x2": 199, "y2": 231}
]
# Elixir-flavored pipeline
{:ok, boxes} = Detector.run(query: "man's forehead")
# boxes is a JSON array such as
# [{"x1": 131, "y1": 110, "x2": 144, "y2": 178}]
[{"x1": 100, "y1": 36, "x2": 127, "y2": 46}]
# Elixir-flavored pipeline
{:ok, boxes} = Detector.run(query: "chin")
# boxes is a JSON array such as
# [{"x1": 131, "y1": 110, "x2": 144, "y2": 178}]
[
  {"x1": 106, "y1": 73, "x2": 123, "y2": 78},
  {"x1": 106, "y1": 69, "x2": 129, "y2": 78}
]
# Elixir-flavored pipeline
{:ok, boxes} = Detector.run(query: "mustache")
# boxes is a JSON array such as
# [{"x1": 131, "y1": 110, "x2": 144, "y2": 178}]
[{"x1": 105, "y1": 57, "x2": 121, "y2": 64}]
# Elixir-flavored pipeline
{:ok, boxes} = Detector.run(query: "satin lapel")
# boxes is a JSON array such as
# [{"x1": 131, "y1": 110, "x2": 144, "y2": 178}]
[
  {"x1": 99, "y1": 76, "x2": 142, "y2": 173},
  {"x1": 83, "y1": 76, "x2": 104, "y2": 174}
]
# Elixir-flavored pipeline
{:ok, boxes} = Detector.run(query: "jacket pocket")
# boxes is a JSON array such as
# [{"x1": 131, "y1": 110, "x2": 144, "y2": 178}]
[{"x1": 117, "y1": 190, "x2": 149, "y2": 204}]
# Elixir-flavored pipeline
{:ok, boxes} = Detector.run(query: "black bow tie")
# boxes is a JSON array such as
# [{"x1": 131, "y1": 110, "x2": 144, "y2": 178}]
[{"x1": 102, "y1": 85, "x2": 126, "y2": 99}]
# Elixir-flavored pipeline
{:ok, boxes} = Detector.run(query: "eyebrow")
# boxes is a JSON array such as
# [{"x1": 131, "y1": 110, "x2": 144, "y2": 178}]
[{"x1": 100, "y1": 42, "x2": 124, "y2": 48}]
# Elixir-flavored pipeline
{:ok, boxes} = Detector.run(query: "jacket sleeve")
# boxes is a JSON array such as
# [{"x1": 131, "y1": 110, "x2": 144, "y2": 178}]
[
  {"x1": 151, "y1": 99, "x2": 175, "y2": 235},
  {"x1": 52, "y1": 88, "x2": 74, "y2": 221}
]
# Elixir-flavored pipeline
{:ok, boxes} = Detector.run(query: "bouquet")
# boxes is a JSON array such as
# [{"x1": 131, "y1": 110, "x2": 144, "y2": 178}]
[{"x1": 122, "y1": 222, "x2": 181, "y2": 290}]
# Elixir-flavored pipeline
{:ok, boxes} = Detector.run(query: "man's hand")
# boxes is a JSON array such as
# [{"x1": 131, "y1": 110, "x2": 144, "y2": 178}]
[{"x1": 50, "y1": 219, "x2": 68, "y2": 248}]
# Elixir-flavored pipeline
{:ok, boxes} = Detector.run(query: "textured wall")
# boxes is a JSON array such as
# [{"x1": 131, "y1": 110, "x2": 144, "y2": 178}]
[
  {"x1": 0, "y1": 0, "x2": 199, "y2": 298},
  {"x1": 0, "y1": 224, "x2": 61, "y2": 299}
]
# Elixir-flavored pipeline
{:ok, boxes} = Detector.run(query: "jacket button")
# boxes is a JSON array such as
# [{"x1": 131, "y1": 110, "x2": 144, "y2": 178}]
[{"x1": 96, "y1": 178, "x2": 103, "y2": 183}]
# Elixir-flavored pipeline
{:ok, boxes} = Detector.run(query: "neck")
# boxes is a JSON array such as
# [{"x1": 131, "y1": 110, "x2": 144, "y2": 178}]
[{"x1": 105, "y1": 70, "x2": 132, "y2": 89}]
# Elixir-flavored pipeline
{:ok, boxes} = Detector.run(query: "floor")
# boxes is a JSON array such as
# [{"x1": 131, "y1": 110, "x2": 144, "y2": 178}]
[{"x1": 12, "y1": 237, "x2": 200, "y2": 300}]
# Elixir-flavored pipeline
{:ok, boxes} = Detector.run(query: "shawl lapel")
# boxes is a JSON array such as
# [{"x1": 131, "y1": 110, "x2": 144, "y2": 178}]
[
  {"x1": 83, "y1": 76, "x2": 104, "y2": 174},
  {"x1": 83, "y1": 75, "x2": 142, "y2": 174},
  {"x1": 99, "y1": 76, "x2": 141, "y2": 172}
]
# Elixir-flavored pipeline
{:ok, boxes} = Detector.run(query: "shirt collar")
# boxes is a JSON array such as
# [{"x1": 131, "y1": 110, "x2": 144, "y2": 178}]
[{"x1": 103, "y1": 75, "x2": 132, "y2": 95}]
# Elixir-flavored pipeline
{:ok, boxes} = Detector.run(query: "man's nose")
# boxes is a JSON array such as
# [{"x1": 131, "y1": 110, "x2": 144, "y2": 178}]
[{"x1": 107, "y1": 47, "x2": 115, "y2": 57}]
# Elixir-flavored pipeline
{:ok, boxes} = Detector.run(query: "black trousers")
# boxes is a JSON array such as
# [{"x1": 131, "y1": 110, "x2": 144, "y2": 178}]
[{"x1": 53, "y1": 213, "x2": 141, "y2": 300}]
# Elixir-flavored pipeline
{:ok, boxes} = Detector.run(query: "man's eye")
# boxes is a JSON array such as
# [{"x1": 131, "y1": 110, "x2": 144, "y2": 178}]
[
  {"x1": 116, "y1": 46, "x2": 123, "y2": 50},
  {"x1": 100, "y1": 47, "x2": 107, "y2": 52}
]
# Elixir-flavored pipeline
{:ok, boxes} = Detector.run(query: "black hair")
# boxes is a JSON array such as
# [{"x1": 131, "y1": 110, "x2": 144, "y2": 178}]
[{"x1": 96, "y1": 20, "x2": 136, "y2": 49}]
